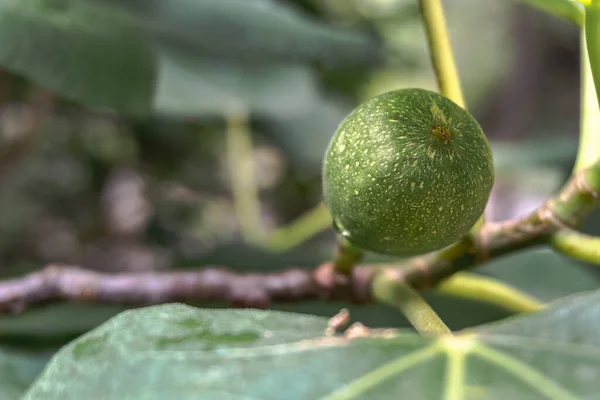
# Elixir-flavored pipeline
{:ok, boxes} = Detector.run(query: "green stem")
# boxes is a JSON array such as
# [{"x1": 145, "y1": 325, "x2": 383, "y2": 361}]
[
  {"x1": 576, "y1": 27, "x2": 600, "y2": 171},
  {"x1": 225, "y1": 109, "x2": 264, "y2": 244},
  {"x1": 551, "y1": 229, "x2": 600, "y2": 265},
  {"x1": 373, "y1": 270, "x2": 451, "y2": 336},
  {"x1": 262, "y1": 202, "x2": 332, "y2": 253},
  {"x1": 418, "y1": 0, "x2": 465, "y2": 108},
  {"x1": 434, "y1": 272, "x2": 544, "y2": 313}
]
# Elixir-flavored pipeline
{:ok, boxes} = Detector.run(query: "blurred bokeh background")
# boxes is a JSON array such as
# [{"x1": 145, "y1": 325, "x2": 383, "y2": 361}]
[{"x1": 0, "y1": 0, "x2": 599, "y2": 353}]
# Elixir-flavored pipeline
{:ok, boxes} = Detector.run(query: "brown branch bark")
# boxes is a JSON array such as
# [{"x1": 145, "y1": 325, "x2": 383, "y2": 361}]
[{"x1": 0, "y1": 263, "x2": 374, "y2": 314}]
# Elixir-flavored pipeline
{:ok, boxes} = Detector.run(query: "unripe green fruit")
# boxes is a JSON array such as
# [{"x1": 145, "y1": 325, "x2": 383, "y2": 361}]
[{"x1": 323, "y1": 88, "x2": 494, "y2": 256}]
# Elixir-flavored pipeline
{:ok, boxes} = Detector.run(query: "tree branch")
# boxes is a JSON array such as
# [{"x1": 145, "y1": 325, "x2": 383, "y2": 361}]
[
  {"x1": 0, "y1": 163, "x2": 598, "y2": 315},
  {"x1": 374, "y1": 164, "x2": 600, "y2": 290},
  {"x1": 0, "y1": 263, "x2": 374, "y2": 314}
]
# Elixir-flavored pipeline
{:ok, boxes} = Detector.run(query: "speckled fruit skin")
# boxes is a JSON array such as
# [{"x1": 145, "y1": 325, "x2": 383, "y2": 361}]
[{"x1": 323, "y1": 88, "x2": 494, "y2": 256}]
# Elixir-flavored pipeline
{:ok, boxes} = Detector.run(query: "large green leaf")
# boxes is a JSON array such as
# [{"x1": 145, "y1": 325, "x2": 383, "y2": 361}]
[
  {"x1": 25, "y1": 290, "x2": 600, "y2": 399},
  {"x1": 0, "y1": 348, "x2": 50, "y2": 399},
  {"x1": 477, "y1": 289, "x2": 600, "y2": 343},
  {"x1": 0, "y1": 0, "x2": 155, "y2": 114}
]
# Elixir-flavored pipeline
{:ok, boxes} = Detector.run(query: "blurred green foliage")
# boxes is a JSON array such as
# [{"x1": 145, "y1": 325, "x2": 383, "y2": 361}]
[{"x1": 0, "y1": 0, "x2": 594, "y2": 397}]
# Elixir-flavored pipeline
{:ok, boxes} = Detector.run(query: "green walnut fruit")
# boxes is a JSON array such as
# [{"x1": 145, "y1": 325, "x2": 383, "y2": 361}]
[{"x1": 323, "y1": 88, "x2": 494, "y2": 256}]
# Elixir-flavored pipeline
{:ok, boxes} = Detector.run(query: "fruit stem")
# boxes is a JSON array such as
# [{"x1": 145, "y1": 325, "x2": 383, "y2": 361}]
[
  {"x1": 333, "y1": 234, "x2": 363, "y2": 274},
  {"x1": 418, "y1": 0, "x2": 465, "y2": 108}
]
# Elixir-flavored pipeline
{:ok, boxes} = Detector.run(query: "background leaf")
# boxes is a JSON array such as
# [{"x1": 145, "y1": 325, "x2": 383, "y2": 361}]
[
  {"x1": 0, "y1": 0, "x2": 156, "y2": 113},
  {"x1": 0, "y1": 348, "x2": 50, "y2": 400},
  {"x1": 476, "y1": 248, "x2": 600, "y2": 301},
  {"x1": 261, "y1": 96, "x2": 351, "y2": 170},
  {"x1": 0, "y1": 304, "x2": 127, "y2": 348},
  {"x1": 25, "y1": 291, "x2": 600, "y2": 399},
  {"x1": 85, "y1": 0, "x2": 379, "y2": 65},
  {"x1": 0, "y1": 0, "x2": 377, "y2": 115},
  {"x1": 142, "y1": 0, "x2": 379, "y2": 119},
  {"x1": 153, "y1": 51, "x2": 321, "y2": 118},
  {"x1": 518, "y1": 0, "x2": 584, "y2": 25}
]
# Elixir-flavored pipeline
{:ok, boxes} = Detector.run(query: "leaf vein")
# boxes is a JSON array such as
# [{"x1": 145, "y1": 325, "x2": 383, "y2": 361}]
[
  {"x1": 320, "y1": 343, "x2": 441, "y2": 400},
  {"x1": 443, "y1": 349, "x2": 465, "y2": 400},
  {"x1": 473, "y1": 344, "x2": 579, "y2": 400}
]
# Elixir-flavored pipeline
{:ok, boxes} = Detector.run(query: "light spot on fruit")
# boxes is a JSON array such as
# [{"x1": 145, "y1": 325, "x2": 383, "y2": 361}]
[{"x1": 419, "y1": 181, "x2": 424, "y2": 189}]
